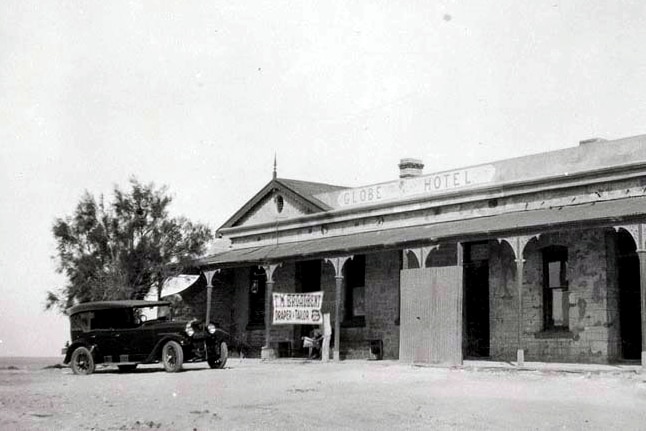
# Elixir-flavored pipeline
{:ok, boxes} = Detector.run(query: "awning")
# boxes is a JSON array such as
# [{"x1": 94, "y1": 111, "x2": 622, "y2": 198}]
[
  {"x1": 197, "y1": 196, "x2": 646, "y2": 267},
  {"x1": 144, "y1": 274, "x2": 201, "y2": 301}
]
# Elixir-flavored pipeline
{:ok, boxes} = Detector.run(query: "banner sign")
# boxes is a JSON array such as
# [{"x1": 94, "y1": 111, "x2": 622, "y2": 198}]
[{"x1": 272, "y1": 292, "x2": 324, "y2": 325}]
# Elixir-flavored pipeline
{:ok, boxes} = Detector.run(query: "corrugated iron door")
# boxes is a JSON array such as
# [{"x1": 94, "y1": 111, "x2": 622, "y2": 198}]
[{"x1": 399, "y1": 266, "x2": 463, "y2": 365}]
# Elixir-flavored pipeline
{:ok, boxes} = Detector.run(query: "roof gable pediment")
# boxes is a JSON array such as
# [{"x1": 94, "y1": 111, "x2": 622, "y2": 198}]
[{"x1": 220, "y1": 178, "x2": 346, "y2": 229}]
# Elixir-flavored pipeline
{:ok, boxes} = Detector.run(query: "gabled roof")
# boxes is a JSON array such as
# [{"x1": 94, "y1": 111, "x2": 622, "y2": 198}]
[
  {"x1": 219, "y1": 177, "x2": 347, "y2": 229},
  {"x1": 279, "y1": 178, "x2": 347, "y2": 208}
]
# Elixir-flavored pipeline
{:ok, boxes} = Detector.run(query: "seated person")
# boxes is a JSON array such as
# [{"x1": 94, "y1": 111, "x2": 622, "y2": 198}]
[{"x1": 305, "y1": 328, "x2": 323, "y2": 360}]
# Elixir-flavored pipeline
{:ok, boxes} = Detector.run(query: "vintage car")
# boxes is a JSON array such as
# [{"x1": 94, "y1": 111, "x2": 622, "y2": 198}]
[{"x1": 62, "y1": 300, "x2": 229, "y2": 375}]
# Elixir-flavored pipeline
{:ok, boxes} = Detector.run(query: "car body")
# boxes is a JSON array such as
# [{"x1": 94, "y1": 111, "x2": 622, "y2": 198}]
[{"x1": 62, "y1": 300, "x2": 229, "y2": 375}]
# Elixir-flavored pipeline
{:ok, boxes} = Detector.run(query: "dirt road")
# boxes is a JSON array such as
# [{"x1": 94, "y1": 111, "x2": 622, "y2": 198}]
[{"x1": 1, "y1": 358, "x2": 645, "y2": 430}]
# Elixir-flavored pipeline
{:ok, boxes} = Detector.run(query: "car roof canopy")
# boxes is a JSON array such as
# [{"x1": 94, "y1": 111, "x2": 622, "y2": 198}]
[{"x1": 67, "y1": 300, "x2": 171, "y2": 316}]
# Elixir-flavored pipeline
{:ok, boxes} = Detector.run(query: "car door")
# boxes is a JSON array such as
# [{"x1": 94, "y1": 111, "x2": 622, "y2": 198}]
[
  {"x1": 88, "y1": 310, "x2": 120, "y2": 362},
  {"x1": 116, "y1": 308, "x2": 158, "y2": 362}
]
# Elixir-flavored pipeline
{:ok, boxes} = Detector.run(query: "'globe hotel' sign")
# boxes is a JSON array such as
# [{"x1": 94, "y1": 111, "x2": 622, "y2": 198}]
[{"x1": 329, "y1": 164, "x2": 496, "y2": 208}]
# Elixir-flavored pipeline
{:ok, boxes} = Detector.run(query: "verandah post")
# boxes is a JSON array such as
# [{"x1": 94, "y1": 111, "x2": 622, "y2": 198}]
[
  {"x1": 515, "y1": 255, "x2": 525, "y2": 367},
  {"x1": 325, "y1": 256, "x2": 352, "y2": 362},
  {"x1": 203, "y1": 270, "x2": 219, "y2": 326},
  {"x1": 499, "y1": 235, "x2": 537, "y2": 367},
  {"x1": 261, "y1": 263, "x2": 281, "y2": 360}
]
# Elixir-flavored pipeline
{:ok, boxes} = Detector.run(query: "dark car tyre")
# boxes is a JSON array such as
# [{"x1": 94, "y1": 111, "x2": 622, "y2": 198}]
[
  {"x1": 162, "y1": 340, "x2": 184, "y2": 372},
  {"x1": 70, "y1": 347, "x2": 95, "y2": 375},
  {"x1": 117, "y1": 364, "x2": 137, "y2": 372},
  {"x1": 208, "y1": 341, "x2": 228, "y2": 369}
]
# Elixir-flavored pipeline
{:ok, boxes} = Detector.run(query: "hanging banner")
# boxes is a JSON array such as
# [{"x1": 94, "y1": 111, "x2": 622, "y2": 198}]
[{"x1": 272, "y1": 292, "x2": 324, "y2": 325}]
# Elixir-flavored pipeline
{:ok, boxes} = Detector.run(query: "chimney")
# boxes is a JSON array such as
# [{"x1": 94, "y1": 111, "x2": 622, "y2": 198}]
[
  {"x1": 579, "y1": 137, "x2": 607, "y2": 146},
  {"x1": 398, "y1": 158, "x2": 424, "y2": 178}
]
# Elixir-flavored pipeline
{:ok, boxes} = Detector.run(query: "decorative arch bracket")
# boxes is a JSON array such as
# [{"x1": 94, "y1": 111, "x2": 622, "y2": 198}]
[
  {"x1": 614, "y1": 223, "x2": 646, "y2": 251},
  {"x1": 203, "y1": 269, "x2": 221, "y2": 288},
  {"x1": 403, "y1": 245, "x2": 439, "y2": 269},
  {"x1": 498, "y1": 234, "x2": 540, "y2": 262},
  {"x1": 261, "y1": 263, "x2": 282, "y2": 283},
  {"x1": 325, "y1": 256, "x2": 353, "y2": 278}
]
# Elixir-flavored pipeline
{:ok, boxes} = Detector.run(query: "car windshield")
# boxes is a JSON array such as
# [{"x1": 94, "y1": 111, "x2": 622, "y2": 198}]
[
  {"x1": 138, "y1": 300, "x2": 196, "y2": 322},
  {"x1": 162, "y1": 294, "x2": 199, "y2": 321},
  {"x1": 139, "y1": 304, "x2": 172, "y2": 322}
]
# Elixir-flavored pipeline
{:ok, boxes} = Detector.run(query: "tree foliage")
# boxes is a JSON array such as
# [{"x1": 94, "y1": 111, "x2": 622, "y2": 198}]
[{"x1": 48, "y1": 178, "x2": 213, "y2": 312}]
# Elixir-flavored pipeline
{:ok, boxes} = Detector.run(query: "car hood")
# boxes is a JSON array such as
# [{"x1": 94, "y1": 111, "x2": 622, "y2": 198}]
[{"x1": 142, "y1": 319, "x2": 229, "y2": 336}]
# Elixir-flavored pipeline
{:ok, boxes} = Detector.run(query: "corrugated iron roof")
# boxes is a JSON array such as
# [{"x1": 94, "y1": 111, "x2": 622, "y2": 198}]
[
  {"x1": 198, "y1": 196, "x2": 646, "y2": 267},
  {"x1": 278, "y1": 178, "x2": 347, "y2": 207}
]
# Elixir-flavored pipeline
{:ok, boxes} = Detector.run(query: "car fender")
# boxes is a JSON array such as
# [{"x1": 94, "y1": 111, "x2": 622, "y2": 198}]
[
  {"x1": 211, "y1": 328, "x2": 231, "y2": 343},
  {"x1": 63, "y1": 342, "x2": 97, "y2": 364},
  {"x1": 146, "y1": 334, "x2": 188, "y2": 362}
]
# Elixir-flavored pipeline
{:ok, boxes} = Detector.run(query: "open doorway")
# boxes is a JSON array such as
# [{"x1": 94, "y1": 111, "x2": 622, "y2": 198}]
[
  {"x1": 617, "y1": 231, "x2": 641, "y2": 360},
  {"x1": 295, "y1": 260, "x2": 322, "y2": 357},
  {"x1": 463, "y1": 242, "x2": 490, "y2": 358}
]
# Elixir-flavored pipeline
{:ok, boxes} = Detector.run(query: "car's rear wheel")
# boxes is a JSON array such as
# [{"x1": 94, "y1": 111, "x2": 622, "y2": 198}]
[
  {"x1": 117, "y1": 364, "x2": 137, "y2": 372},
  {"x1": 70, "y1": 347, "x2": 95, "y2": 375},
  {"x1": 161, "y1": 340, "x2": 183, "y2": 372},
  {"x1": 208, "y1": 341, "x2": 228, "y2": 369}
]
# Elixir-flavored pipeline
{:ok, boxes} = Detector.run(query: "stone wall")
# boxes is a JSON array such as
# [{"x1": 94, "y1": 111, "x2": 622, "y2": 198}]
[
  {"x1": 339, "y1": 250, "x2": 401, "y2": 359},
  {"x1": 605, "y1": 232, "x2": 621, "y2": 361},
  {"x1": 489, "y1": 229, "x2": 617, "y2": 363},
  {"x1": 214, "y1": 252, "x2": 401, "y2": 360},
  {"x1": 197, "y1": 227, "x2": 623, "y2": 363},
  {"x1": 177, "y1": 273, "x2": 233, "y2": 328},
  {"x1": 267, "y1": 263, "x2": 297, "y2": 355},
  {"x1": 225, "y1": 264, "x2": 299, "y2": 357}
]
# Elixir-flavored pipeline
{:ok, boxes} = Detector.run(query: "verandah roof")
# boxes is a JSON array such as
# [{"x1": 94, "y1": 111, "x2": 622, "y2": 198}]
[{"x1": 196, "y1": 196, "x2": 646, "y2": 268}]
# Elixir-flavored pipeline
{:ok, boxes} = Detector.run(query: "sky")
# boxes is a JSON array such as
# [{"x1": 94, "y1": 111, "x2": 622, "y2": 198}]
[{"x1": 1, "y1": 1, "x2": 646, "y2": 357}]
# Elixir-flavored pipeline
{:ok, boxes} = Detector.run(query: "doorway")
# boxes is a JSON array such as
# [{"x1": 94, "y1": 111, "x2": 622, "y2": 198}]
[
  {"x1": 399, "y1": 265, "x2": 463, "y2": 365},
  {"x1": 463, "y1": 242, "x2": 490, "y2": 358},
  {"x1": 617, "y1": 231, "x2": 641, "y2": 360},
  {"x1": 295, "y1": 260, "x2": 322, "y2": 357}
]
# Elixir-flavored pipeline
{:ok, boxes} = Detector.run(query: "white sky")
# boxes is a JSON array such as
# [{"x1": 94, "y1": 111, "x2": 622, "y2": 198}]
[{"x1": 1, "y1": 1, "x2": 645, "y2": 357}]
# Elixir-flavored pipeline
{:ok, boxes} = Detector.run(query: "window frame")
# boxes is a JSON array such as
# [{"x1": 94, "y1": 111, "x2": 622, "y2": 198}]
[
  {"x1": 343, "y1": 254, "x2": 366, "y2": 327},
  {"x1": 247, "y1": 267, "x2": 266, "y2": 329},
  {"x1": 542, "y1": 245, "x2": 569, "y2": 331}
]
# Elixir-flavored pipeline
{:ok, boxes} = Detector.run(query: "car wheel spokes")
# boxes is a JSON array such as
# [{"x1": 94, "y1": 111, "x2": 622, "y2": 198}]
[
  {"x1": 78, "y1": 355, "x2": 88, "y2": 370},
  {"x1": 71, "y1": 346, "x2": 95, "y2": 375},
  {"x1": 161, "y1": 340, "x2": 183, "y2": 372},
  {"x1": 166, "y1": 348, "x2": 176, "y2": 366}
]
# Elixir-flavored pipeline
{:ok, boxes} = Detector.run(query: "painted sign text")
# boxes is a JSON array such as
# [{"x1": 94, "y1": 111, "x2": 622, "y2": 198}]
[
  {"x1": 272, "y1": 292, "x2": 324, "y2": 325},
  {"x1": 335, "y1": 165, "x2": 496, "y2": 208}
]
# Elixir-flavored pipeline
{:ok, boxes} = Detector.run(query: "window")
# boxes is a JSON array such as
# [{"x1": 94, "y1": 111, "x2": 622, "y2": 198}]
[
  {"x1": 89, "y1": 309, "x2": 137, "y2": 330},
  {"x1": 70, "y1": 312, "x2": 92, "y2": 333},
  {"x1": 275, "y1": 194, "x2": 284, "y2": 213},
  {"x1": 295, "y1": 260, "x2": 321, "y2": 293},
  {"x1": 344, "y1": 255, "x2": 366, "y2": 326},
  {"x1": 248, "y1": 267, "x2": 266, "y2": 328},
  {"x1": 542, "y1": 246, "x2": 569, "y2": 330}
]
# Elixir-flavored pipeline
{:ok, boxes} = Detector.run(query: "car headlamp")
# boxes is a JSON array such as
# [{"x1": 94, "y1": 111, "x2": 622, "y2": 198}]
[
  {"x1": 185, "y1": 322, "x2": 195, "y2": 337},
  {"x1": 207, "y1": 323, "x2": 216, "y2": 334}
]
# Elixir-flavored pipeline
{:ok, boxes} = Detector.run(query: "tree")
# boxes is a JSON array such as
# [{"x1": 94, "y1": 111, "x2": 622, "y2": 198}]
[{"x1": 47, "y1": 178, "x2": 213, "y2": 312}]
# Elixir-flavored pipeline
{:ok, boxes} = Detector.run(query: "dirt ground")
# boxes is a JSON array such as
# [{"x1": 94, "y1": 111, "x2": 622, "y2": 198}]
[{"x1": 1, "y1": 358, "x2": 646, "y2": 431}]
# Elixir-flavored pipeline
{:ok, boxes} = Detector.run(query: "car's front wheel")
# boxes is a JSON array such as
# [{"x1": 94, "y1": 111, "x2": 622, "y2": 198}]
[
  {"x1": 161, "y1": 340, "x2": 183, "y2": 372},
  {"x1": 70, "y1": 346, "x2": 95, "y2": 375},
  {"x1": 208, "y1": 341, "x2": 228, "y2": 369}
]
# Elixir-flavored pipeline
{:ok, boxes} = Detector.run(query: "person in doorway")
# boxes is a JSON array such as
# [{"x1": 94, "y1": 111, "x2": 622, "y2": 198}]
[{"x1": 304, "y1": 328, "x2": 323, "y2": 360}]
